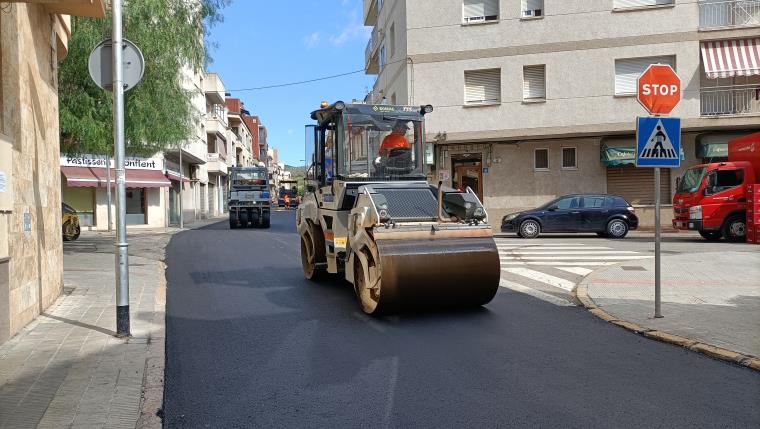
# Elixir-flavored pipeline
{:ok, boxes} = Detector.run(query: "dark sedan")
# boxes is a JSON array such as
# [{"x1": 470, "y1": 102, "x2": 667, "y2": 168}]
[{"x1": 501, "y1": 194, "x2": 639, "y2": 239}]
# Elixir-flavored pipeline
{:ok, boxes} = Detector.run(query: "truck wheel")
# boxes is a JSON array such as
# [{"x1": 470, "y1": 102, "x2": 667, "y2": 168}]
[
  {"x1": 721, "y1": 215, "x2": 746, "y2": 243},
  {"x1": 698, "y1": 230, "x2": 722, "y2": 241},
  {"x1": 229, "y1": 212, "x2": 238, "y2": 229},
  {"x1": 239, "y1": 210, "x2": 249, "y2": 228},
  {"x1": 262, "y1": 211, "x2": 271, "y2": 228}
]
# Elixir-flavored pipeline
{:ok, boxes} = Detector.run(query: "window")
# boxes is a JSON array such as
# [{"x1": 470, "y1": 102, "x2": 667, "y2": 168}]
[
  {"x1": 583, "y1": 196, "x2": 606, "y2": 209},
  {"x1": 613, "y1": 0, "x2": 674, "y2": 10},
  {"x1": 521, "y1": 0, "x2": 543, "y2": 18},
  {"x1": 379, "y1": 43, "x2": 386, "y2": 71},
  {"x1": 523, "y1": 65, "x2": 546, "y2": 101},
  {"x1": 615, "y1": 55, "x2": 675, "y2": 95},
  {"x1": 534, "y1": 148, "x2": 549, "y2": 170},
  {"x1": 463, "y1": 0, "x2": 499, "y2": 23},
  {"x1": 605, "y1": 196, "x2": 631, "y2": 207},
  {"x1": 389, "y1": 23, "x2": 395, "y2": 58},
  {"x1": 562, "y1": 147, "x2": 577, "y2": 169},
  {"x1": 708, "y1": 169, "x2": 745, "y2": 194},
  {"x1": 554, "y1": 196, "x2": 580, "y2": 210},
  {"x1": 465, "y1": 69, "x2": 501, "y2": 105}
]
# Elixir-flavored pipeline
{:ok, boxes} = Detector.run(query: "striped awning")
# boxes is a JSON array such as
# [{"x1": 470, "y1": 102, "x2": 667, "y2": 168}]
[
  {"x1": 701, "y1": 38, "x2": 760, "y2": 79},
  {"x1": 61, "y1": 166, "x2": 171, "y2": 188}
]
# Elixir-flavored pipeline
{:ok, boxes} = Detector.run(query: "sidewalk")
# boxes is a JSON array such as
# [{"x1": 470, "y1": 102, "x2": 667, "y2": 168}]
[
  {"x1": 0, "y1": 218, "x2": 224, "y2": 428},
  {"x1": 578, "y1": 250, "x2": 760, "y2": 364}
]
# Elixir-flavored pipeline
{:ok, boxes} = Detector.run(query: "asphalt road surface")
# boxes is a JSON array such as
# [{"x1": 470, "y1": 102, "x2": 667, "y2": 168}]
[{"x1": 163, "y1": 211, "x2": 760, "y2": 428}]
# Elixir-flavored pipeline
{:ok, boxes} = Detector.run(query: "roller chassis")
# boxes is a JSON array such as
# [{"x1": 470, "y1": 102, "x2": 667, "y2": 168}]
[{"x1": 229, "y1": 202, "x2": 270, "y2": 229}]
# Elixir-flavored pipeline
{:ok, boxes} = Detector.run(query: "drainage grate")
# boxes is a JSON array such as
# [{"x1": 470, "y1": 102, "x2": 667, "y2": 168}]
[{"x1": 621, "y1": 266, "x2": 647, "y2": 271}]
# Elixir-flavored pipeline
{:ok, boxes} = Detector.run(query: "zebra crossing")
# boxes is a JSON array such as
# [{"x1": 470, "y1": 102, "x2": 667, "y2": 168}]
[{"x1": 495, "y1": 237, "x2": 652, "y2": 306}]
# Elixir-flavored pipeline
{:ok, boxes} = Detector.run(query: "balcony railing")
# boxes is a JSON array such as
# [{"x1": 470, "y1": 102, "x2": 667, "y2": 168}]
[
  {"x1": 700, "y1": 84, "x2": 760, "y2": 116},
  {"x1": 699, "y1": 0, "x2": 760, "y2": 29},
  {"x1": 207, "y1": 152, "x2": 227, "y2": 162}
]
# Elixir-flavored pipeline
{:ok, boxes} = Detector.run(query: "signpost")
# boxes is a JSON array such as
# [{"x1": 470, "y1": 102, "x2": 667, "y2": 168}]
[
  {"x1": 87, "y1": 6, "x2": 145, "y2": 338},
  {"x1": 635, "y1": 64, "x2": 681, "y2": 319}
]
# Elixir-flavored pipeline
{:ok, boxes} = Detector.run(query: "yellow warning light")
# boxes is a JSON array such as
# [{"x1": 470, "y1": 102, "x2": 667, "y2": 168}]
[{"x1": 320, "y1": 101, "x2": 329, "y2": 109}]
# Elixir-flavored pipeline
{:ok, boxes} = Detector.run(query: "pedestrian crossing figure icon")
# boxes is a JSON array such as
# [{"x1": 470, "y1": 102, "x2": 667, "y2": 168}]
[{"x1": 635, "y1": 116, "x2": 681, "y2": 168}]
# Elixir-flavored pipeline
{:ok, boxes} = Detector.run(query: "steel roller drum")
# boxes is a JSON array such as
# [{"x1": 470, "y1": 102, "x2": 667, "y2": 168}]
[{"x1": 372, "y1": 236, "x2": 500, "y2": 313}]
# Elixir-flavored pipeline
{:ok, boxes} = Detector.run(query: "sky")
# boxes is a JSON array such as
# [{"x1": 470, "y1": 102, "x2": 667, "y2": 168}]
[{"x1": 206, "y1": 0, "x2": 375, "y2": 166}]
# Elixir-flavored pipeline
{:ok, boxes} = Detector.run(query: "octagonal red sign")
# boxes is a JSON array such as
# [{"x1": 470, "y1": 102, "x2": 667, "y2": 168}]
[{"x1": 637, "y1": 64, "x2": 681, "y2": 115}]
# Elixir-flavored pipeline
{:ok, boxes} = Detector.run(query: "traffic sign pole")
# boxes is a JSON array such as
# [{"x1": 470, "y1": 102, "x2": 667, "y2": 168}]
[{"x1": 654, "y1": 167, "x2": 663, "y2": 318}]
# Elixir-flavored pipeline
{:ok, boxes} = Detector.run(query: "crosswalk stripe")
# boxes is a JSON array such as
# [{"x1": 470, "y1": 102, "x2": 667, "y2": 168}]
[
  {"x1": 497, "y1": 246, "x2": 612, "y2": 251},
  {"x1": 495, "y1": 242, "x2": 586, "y2": 246},
  {"x1": 500, "y1": 255, "x2": 651, "y2": 260},
  {"x1": 509, "y1": 251, "x2": 638, "y2": 255},
  {"x1": 503, "y1": 268, "x2": 576, "y2": 291},
  {"x1": 500, "y1": 261, "x2": 618, "y2": 266},
  {"x1": 555, "y1": 267, "x2": 594, "y2": 276},
  {"x1": 500, "y1": 278, "x2": 575, "y2": 307}
]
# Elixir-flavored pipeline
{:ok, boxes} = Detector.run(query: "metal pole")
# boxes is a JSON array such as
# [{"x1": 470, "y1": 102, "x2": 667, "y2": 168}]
[
  {"x1": 106, "y1": 155, "x2": 113, "y2": 231},
  {"x1": 179, "y1": 144, "x2": 184, "y2": 229},
  {"x1": 654, "y1": 167, "x2": 663, "y2": 318},
  {"x1": 112, "y1": 0, "x2": 130, "y2": 337}
]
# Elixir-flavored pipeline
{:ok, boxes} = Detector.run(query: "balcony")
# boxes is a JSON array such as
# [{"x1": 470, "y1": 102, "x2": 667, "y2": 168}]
[
  {"x1": 8, "y1": 0, "x2": 106, "y2": 17},
  {"x1": 365, "y1": 30, "x2": 382, "y2": 74},
  {"x1": 206, "y1": 153, "x2": 228, "y2": 175},
  {"x1": 700, "y1": 85, "x2": 760, "y2": 116},
  {"x1": 364, "y1": 0, "x2": 378, "y2": 26},
  {"x1": 203, "y1": 73, "x2": 226, "y2": 104},
  {"x1": 205, "y1": 111, "x2": 227, "y2": 136},
  {"x1": 700, "y1": 0, "x2": 760, "y2": 30}
]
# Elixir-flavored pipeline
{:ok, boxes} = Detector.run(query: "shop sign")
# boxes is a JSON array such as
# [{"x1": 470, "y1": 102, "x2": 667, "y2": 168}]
[{"x1": 60, "y1": 155, "x2": 164, "y2": 170}]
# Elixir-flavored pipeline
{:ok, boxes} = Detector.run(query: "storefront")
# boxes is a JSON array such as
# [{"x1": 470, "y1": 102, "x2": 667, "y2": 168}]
[{"x1": 60, "y1": 155, "x2": 171, "y2": 229}]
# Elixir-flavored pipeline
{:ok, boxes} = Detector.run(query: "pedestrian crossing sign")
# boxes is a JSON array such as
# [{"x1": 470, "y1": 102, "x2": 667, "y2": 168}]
[{"x1": 635, "y1": 117, "x2": 681, "y2": 168}]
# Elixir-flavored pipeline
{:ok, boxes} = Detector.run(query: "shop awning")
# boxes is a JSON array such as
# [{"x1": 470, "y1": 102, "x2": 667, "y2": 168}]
[
  {"x1": 166, "y1": 170, "x2": 190, "y2": 183},
  {"x1": 63, "y1": 167, "x2": 171, "y2": 188},
  {"x1": 701, "y1": 38, "x2": 760, "y2": 79},
  {"x1": 61, "y1": 167, "x2": 102, "y2": 187},
  {"x1": 601, "y1": 143, "x2": 684, "y2": 167}
]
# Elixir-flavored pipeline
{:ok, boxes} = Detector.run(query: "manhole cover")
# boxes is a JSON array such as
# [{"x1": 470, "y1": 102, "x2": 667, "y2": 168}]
[{"x1": 621, "y1": 266, "x2": 647, "y2": 271}]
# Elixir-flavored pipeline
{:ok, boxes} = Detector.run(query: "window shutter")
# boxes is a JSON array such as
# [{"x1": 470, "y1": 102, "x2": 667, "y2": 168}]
[
  {"x1": 522, "y1": 0, "x2": 543, "y2": 13},
  {"x1": 523, "y1": 65, "x2": 546, "y2": 100},
  {"x1": 606, "y1": 166, "x2": 671, "y2": 205},
  {"x1": 613, "y1": 0, "x2": 673, "y2": 8},
  {"x1": 465, "y1": 69, "x2": 501, "y2": 104},
  {"x1": 614, "y1": 56, "x2": 675, "y2": 95},
  {"x1": 464, "y1": 0, "x2": 498, "y2": 20}
]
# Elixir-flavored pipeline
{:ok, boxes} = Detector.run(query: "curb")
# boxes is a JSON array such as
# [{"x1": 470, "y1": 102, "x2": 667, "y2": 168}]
[{"x1": 575, "y1": 283, "x2": 760, "y2": 372}]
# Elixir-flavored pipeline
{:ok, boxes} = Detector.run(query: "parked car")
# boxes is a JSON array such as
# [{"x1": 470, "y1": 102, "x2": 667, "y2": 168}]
[
  {"x1": 501, "y1": 194, "x2": 639, "y2": 239},
  {"x1": 62, "y1": 202, "x2": 81, "y2": 242}
]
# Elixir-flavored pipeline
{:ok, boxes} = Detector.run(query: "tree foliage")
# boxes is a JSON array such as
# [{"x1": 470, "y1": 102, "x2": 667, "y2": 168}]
[{"x1": 59, "y1": 0, "x2": 230, "y2": 156}]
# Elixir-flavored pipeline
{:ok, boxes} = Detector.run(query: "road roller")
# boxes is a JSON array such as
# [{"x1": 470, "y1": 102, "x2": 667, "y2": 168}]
[{"x1": 297, "y1": 101, "x2": 500, "y2": 314}]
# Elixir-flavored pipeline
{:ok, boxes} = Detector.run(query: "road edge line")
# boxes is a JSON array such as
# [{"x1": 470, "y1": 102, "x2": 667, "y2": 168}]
[{"x1": 574, "y1": 281, "x2": 760, "y2": 372}]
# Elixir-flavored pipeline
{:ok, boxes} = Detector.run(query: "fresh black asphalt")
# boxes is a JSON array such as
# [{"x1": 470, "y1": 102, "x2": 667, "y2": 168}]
[{"x1": 163, "y1": 211, "x2": 760, "y2": 428}]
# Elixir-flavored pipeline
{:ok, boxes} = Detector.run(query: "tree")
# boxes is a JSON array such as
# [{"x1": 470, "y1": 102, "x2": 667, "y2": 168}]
[{"x1": 59, "y1": 0, "x2": 230, "y2": 157}]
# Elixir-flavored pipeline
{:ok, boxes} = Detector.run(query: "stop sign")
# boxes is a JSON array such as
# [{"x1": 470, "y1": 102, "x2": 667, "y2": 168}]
[{"x1": 637, "y1": 64, "x2": 681, "y2": 115}]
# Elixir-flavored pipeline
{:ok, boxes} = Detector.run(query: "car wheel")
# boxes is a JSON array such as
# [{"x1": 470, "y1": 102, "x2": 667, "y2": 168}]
[
  {"x1": 519, "y1": 220, "x2": 541, "y2": 239},
  {"x1": 606, "y1": 219, "x2": 629, "y2": 239},
  {"x1": 698, "y1": 230, "x2": 722, "y2": 241},
  {"x1": 721, "y1": 215, "x2": 746, "y2": 243}
]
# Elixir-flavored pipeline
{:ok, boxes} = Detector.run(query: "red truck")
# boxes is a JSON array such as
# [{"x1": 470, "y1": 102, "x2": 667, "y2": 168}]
[{"x1": 672, "y1": 132, "x2": 760, "y2": 242}]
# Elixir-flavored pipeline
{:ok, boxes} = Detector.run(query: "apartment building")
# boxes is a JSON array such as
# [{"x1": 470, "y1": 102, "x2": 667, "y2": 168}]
[
  {"x1": 1, "y1": 0, "x2": 106, "y2": 344},
  {"x1": 364, "y1": 0, "x2": 760, "y2": 226}
]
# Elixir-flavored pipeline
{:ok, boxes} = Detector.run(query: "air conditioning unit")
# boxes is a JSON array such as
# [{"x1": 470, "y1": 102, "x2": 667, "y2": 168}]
[
  {"x1": 522, "y1": 9, "x2": 542, "y2": 18},
  {"x1": 465, "y1": 16, "x2": 485, "y2": 23}
]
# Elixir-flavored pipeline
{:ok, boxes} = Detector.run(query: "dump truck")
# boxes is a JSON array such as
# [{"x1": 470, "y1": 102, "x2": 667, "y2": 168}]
[
  {"x1": 228, "y1": 166, "x2": 271, "y2": 229},
  {"x1": 297, "y1": 101, "x2": 500, "y2": 314},
  {"x1": 673, "y1": 132, "x2": 760, "y2": 242}
]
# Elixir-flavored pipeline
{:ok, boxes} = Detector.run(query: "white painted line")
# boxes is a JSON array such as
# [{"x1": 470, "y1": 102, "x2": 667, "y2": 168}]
[
  {"x1": 500, "y1": 278, "x2": 575, "y2": 307},
  {"x1": 500, "y1": 255, "x2": 652, "y2": 260},
  {"x1": 498, "y1": 247, "x2": 612, "y2": 251},
  {"x1": 495, "y1": 242, "x2": 586, "y2": 246},
  {"x1": 503, "y1": 268, "x2": 576, "y2": 292},
  {"x1": 501, "y1": 261, "x2": 618, "y2": 266},
  {"x1": 555, "y1": 267, "x2": 594, "y2": 276}
]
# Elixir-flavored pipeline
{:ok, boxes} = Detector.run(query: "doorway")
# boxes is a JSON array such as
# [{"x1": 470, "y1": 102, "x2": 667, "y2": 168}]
[
  {"x1": 126, "y1": 188, "x2": 147, "y2": 225},
  {"x1": 452, "y1": 154, "x2": 483, "y2": 201}
]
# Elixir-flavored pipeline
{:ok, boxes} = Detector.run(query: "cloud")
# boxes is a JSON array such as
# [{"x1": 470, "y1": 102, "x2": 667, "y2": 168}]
[
  {"x1": 328, "y1": 8, "x2": 370, "y2": 46},
  {"x1": 303, "y1": 32, "x2": 321, "y2": 48}
]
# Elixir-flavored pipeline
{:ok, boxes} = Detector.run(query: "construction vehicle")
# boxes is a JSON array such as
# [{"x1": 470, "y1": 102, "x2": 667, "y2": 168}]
[
  {"x1": 297, "y1": 101, "x2": 500, "y2": 314},
  {"x1": 228, "y1": 165, "x2": 271, "y2": 229},
  {"x1": 278, "y1": 179, "x2": 299, "y2": 208},
  {"x1": 673, "y1": 132, "x2": 760, "y2": 242}
]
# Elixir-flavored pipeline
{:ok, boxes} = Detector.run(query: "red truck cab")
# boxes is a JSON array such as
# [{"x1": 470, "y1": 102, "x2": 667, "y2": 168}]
[{"x1": 672, "y1": 132, "x2": 760, "y2": 242}]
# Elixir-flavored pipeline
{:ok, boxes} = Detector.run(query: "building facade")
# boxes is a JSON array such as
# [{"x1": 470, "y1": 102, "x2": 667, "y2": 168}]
[
  {"x1": 364, "y1": 0, "x2": 760, "y2": 226},
  {"x1": 1, "y1": 0, "x2": 105, "y2": 344}
]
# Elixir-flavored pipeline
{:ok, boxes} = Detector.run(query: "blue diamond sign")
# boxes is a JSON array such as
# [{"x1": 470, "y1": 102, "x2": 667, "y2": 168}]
[{"x1": 635, "y1": 117, "x2": 681, "y2": 168}]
